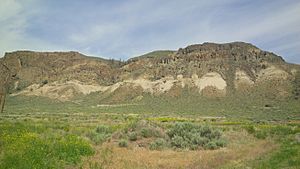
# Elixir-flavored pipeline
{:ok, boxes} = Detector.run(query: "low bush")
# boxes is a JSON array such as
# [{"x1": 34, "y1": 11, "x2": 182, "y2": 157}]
[
  {"x1": 96, "y1": 125, "x2": 113, "y2": 134},
  {"x1": 171, "y1": 135, "x2": 189, "y2": 148},
  {"x1": 140, "y1": 127, "x2": 158, "y2": 138},
  {"x1": 128, "y1": 132, "x2": 137, "y2": 141},
  {"x1": 215, "y1": 138, "x2": 227, "y2": 147},
  {"x1": 167, "y1": 122, "x2": 225, "y2": 150},
  {"x1": 204, "y1": 141, "x2": 218, "y2": 150},
  {"x1": 88, "y1": 132, "x2": 109, "y2": 145},
  {"x1": 88, "y1": 125, "x2": 113, "y2": 145},
  {"x1": 118, "y1": 139, "x2": 128, "y2": 147},
  {"x1": 149, "y1": 138, "x2": 168, "y2": 150}
]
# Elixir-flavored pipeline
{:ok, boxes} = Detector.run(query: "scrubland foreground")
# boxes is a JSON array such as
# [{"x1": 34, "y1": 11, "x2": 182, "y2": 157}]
[
  {"x1": 1, "y1": 42, "x2": 300, "y2": 168},
  {"x1": 0, "y1": 97, "x2": 299, "y2": 169}
]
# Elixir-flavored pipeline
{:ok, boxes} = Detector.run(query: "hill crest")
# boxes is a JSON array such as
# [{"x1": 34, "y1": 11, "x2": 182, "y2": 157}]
[{"x1": 1, "y1": 42, "x2": 299, "y2": 102}]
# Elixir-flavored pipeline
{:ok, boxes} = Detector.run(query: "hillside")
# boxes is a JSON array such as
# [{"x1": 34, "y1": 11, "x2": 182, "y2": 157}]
[
  {"x1": 1, "y1": 42, "x2": 300, "y2": 169},
  {"x1": 1, "y1": 42, "x2": 299, "y2": 103}
]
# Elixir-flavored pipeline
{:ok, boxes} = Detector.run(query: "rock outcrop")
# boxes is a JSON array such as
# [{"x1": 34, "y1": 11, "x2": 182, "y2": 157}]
[{"x1": 1, "y1": 42, "x2": 299, "y2": 102}]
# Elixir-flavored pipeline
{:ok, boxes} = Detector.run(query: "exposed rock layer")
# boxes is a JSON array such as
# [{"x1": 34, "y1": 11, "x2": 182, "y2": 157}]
[{"x1": 1, "y1": 42, "x2": 299, "y2": 101}]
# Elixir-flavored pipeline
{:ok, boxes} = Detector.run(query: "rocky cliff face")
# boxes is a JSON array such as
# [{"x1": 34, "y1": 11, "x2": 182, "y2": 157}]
[{"x1": 1, "y1": 42, "x2": 299, "y2": 102}]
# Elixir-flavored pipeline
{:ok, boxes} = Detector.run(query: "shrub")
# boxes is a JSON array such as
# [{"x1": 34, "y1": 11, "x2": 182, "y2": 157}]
[
  {"x1": 88, "y1": 125, "x2": 112, "y2": 145},
  {"x1": 150, "y1": 138, "x2": 168, "y2": 150},
  {"x1": 118, "y1": 139, "x2": 128, "y2": 147},
  {"x1": 204, "y1": 141, "x2": 218, "y2": 150},
  {"x1": 128, "y1": 132, "x2": 137, "y2": 141},
  {"x1": 190, "y1": 134, "x2": 209, "y2": 146},
  {"x1": 96, "y1": 125, "x2": 112, "y2": 134},
  {"x1": 140, "y1": 127, "x2": 158, "y2": 138},
  {"x1": 167, "y1": 122, "x2": 225, "y2": 150},
  {"x1": 255, "y1": 130, "x2": 268, "y2": 139},
  {"x1": 215, "y1": 139, "x2": 227, "y2": 147},
  {"x1": 171, "y1": 135, "x2": 189, "y2": 148},
  {"x1": 88, "y1": 132, "x2": 109, "y2": 145}
]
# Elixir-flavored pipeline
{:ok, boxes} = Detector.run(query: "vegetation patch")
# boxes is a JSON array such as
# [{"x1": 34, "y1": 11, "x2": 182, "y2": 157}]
[
  {"x1": 241, "y1": 124, "x2": 300, "y2": 169},
  {"x1": 114, "y1": 120, "x2": 226, "y2": 151},
  {"x1": 118, "y1": 139, "x2": 128, "y2": 147},
  {"x1": 87, "y1": 124, "x2": 113, "y2": 145},
  {"x1": 147, "y1": 116, "x2": 191, "y2": 123},
  {"x1": 149, "y1": 138, "x2": 168, "y2": 150},
  {"x1": 0, "y1": 122, "x2": 94, "y2": 169},
  {"x1": 167, "y1": 122, "x2": 226, "y2": 150}
]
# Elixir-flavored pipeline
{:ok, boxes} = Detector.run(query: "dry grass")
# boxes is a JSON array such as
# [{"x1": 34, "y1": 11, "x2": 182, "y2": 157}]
[{"x1": 83, "y1": 130, "x2": 277, "y2": 169}]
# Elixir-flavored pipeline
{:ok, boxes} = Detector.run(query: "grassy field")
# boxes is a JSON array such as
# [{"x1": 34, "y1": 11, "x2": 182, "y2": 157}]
[
  {"x1": 5, "y1": 94, "x2": 300, "y2": 120},
  {"x1": 0, "y1": 95, "x2": 299, "y2": 168}
]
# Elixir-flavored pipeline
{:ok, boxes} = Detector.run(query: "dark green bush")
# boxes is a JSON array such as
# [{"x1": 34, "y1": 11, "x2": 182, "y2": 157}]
[
  {"x1": 118, "y1": 139, "x2": 128, "y2": 147},
  {"x1": 150, "y1": 138, "x2": 168, "y2": 150},
  {"x1": 128, "y1": 132, "x2": 137, "y2": 141},
  {"x1": 215, "y1": 139, "x2": 227, "y2": 147},
  {"x1": 204, "y1": 141, "x2": 218, "y2": 150}
]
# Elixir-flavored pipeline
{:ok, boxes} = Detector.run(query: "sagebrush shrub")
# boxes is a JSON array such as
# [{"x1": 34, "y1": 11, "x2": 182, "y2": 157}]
[
  {"x1": 128, "y1": 132, "x2": 137, "y2": 141},
  {"x1": 140, "y1": 127, "x2": 158, "y2": 138},
  {"x1": 96, "y1": 125, "x2": 112, "y2": 134},
  {"x1": 118, "y1": 139, "x2": 128, "y2": 147},
  {"x1": 204, "y1": 141, "x2": 218, "y2": 150},
  {"x1": 88, "y1": 125, "x2": 113, "y2": 145},
  {"x1": 167, "y1": 122, "x2": 225, "y2": 150},
  {"x1": 150, "y1": 138, "x2": 168, "y2": 150}
]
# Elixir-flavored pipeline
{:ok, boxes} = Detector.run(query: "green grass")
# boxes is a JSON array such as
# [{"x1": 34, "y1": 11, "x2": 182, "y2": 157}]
[
  {"x1": 253, "y1": 138, "x2": 300, "y2": 168},
  {"x1": 4, "y1": 93, "x2": 300, "y2": 121},
  {"x1": 1, "y1": 94, "x2": 300, "y2": 168},
  {"x1": 0, "y1": 122, "x2": 94, "y2": 169},
  {"x1": 246, "y1": 124, "x2": 300, "y2": 169}
]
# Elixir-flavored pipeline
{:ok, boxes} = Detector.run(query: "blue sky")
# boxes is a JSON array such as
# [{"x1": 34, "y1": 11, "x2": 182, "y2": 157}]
[{"x1": 0, "y1": 0, "x2": 299, "y2": 63}]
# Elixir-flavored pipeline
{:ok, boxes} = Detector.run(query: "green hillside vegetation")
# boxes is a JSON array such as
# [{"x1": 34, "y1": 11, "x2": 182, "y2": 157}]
[{"x1": 0, "y1": 106, "x2": 299, "y2": 168}]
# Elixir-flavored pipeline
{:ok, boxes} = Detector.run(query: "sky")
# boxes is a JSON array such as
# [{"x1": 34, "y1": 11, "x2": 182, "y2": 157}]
[{"x1": 0, "y1": 0, "x2": 299, "y2": 63}]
